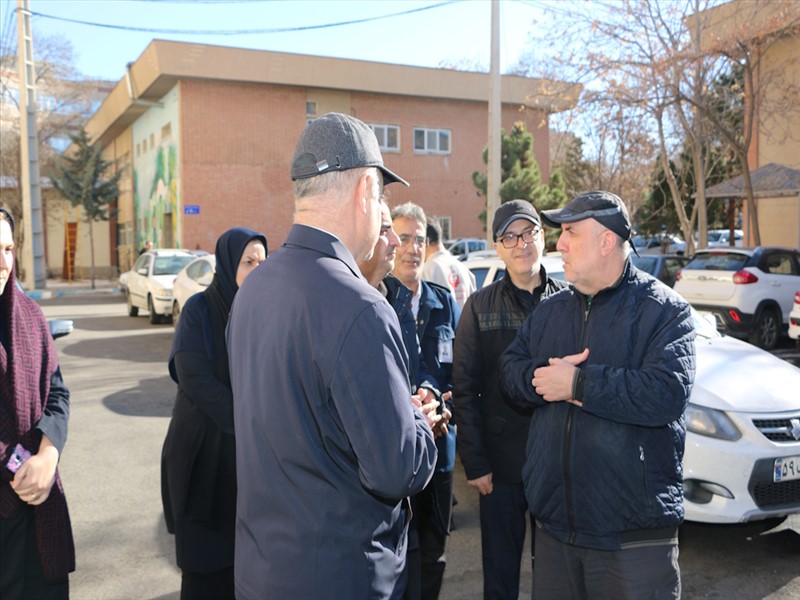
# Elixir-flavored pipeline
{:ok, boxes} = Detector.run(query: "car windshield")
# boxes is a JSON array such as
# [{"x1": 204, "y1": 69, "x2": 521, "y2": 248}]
[
  {"x1": 153, "y1": 255, "x2": 194, "y2": 276},
  {"x1": 684, "y1": 252, "x2": 748, "y2": 272},
  {"x1": 707, "y1": 231, "x2": 723, "y2": 242}
]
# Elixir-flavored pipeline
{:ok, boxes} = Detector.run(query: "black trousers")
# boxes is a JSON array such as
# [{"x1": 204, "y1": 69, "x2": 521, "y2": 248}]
[
  {"x1": 0, "y1": 505, "x2": 69, "y2": 600},
  {"x1": 180, "y1": 566, "x2": 234, "y2": 600},
  {"x1": 406, "y1": 469, "x2": 454, "y2": 600},
  {"x1": 478, "y1": 480, "x2": 534, "y2": 600}
]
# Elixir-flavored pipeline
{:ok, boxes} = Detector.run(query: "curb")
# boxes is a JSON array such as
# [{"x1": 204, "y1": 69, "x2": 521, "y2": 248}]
[{"x1": 26, "y1": 287, "x2": 122, "y2": 299}]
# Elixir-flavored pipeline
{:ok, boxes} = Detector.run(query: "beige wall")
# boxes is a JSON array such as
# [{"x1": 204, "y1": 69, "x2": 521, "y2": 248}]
[
  {"x1": 756, "y1": 35, "x2": 800, "y2": 170},
  {"x1": 44, "y1": 196, "x2": 115, "y2": 279},
  {"x1": 756, "y1": 195, "x2": 800, "y2": 248}
]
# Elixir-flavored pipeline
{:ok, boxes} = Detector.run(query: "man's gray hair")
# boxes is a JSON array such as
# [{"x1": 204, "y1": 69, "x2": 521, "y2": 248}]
[
  {"x1": 391, "y1": 202, "x2": 426, "y2": 227},
  {"x1": 292, "y1": 166, "x2": 379, "y2": 200}
]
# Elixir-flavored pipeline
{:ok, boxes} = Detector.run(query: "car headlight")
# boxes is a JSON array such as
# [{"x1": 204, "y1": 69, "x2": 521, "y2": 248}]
[
  {"x1": 154, "y1": 287, "x2": 172, "y2": 297},
  {"x1": 685, "y1": 403, "x2": 741, "y2": 441}
]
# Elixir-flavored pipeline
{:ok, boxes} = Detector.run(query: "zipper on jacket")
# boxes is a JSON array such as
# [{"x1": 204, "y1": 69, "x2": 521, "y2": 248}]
[
  {"x1": 639, "y1": 445, "x2": 653, "y2": 510},
  {"x1": 567, "y1": 293, "x2": 591, "y2": 544},
  {"x1": 564, "y1": 405, "x2": 576, "y2": 543}
]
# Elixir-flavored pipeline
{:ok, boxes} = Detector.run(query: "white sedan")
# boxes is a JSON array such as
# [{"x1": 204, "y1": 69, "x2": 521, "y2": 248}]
[
  {"x1": 466, "y1": 256, "x2": 800, "y2": 524},
  {"x1": 172, "y1": 254, "x2": 216, "y2": 326},
  {"x1": 684, "y1": 312, "x2": 800, "y2": 523},
  {"x1": 120, "y1": 249, "x2": 195, "y2": 324}
]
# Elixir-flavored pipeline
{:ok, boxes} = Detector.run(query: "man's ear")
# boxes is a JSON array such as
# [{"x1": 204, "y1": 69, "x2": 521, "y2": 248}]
[
  {"x1": 600, "y1": 230, "x2": 616, "y2": 255},
  {"x1": 354, "y1": 172, "x2": 370, "y2": 215}
]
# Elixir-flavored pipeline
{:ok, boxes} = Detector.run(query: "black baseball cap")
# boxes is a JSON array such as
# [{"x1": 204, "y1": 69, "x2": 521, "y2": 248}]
[
  {"x1": 492, "y1": 200, "x2": 541, "y2": 240},
  {"x1": 541, "y1": 191, "x2": 633, "y2": 240},
  {"x1": 291, "y1": 112, "x2": 409, "y2": 186}
]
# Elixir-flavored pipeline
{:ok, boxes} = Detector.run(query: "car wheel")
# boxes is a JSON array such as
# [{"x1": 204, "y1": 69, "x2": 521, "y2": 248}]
[
  {"x1": 126, "y1": 291, "x2": 138, "y2": 317},
  {"x1": 172, "y1": 301, "x2": 180, "y2": 328},
  {"x1": 148, "y1": 295, "x2": 161, "y2": 325},
  {"x1": 748, "y1": 307, "x2": 779, "y2": 350}
]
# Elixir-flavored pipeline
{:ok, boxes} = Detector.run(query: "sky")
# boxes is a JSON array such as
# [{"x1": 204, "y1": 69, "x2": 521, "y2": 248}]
[{"x1": 0, "y1": 0, "x2": 550, "y2": 82}]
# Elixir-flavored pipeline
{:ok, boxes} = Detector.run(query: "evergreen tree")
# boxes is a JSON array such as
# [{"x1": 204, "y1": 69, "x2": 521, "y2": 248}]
[
  {"x1": 50, "y1": 128, "x2": 122, "y2": 289},
  {"x1": 472, "y1": 121, "x2": 564, "y2": 245}
]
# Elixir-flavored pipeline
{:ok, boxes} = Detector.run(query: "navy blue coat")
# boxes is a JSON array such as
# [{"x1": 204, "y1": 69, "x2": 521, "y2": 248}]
[
  {"x1": 227, "y1": 225, "x2": 437, "y2": 600},
  {"x1": 500, "y1": 260, "x2": 695, "y2": 550}
]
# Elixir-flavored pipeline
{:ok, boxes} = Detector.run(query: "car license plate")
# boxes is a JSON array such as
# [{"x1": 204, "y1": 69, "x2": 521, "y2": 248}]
[{"x1": 774, "y1": 456, "x2": 800, "y2": 482}]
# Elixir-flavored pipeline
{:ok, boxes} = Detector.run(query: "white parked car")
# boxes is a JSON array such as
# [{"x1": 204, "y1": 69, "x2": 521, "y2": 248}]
[
  {"x1": 445, "y1": 238, "x2": 488, "y2": 260},
  {"x1": 704, "y1": 228, "x2": 744, "y2": 248},
  {"x1": 172, "y1": 255, "x2": 216, "y2": 326},
  {"x1": 789, "y1": 291, "x2": 800, "y2": 350},
  {"x1": 465, "y1": 253, "x2": 565, "y2": 288},
  {"x1": 674, "y1": 247, "x2": 800, "y2": 350},
  {"x1": 120, "y1": 249, "x2": 195, "y2": 324},
  {"x1": 466, "y1": 257, "x2": 800, "y2": 524},
  {"x1": 683, "y1": 310, "x2": 800, "y2": 524}
]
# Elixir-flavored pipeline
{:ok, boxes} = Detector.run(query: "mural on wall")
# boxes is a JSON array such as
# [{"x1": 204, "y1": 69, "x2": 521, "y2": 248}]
[{"x1": 133, "y1": 86, "x2": 181, "y2": 250}]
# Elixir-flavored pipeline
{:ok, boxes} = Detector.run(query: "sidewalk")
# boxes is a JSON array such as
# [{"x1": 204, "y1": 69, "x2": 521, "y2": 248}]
[{"x1": 24, "y1": 277, "x2": 122, "y2": 299}]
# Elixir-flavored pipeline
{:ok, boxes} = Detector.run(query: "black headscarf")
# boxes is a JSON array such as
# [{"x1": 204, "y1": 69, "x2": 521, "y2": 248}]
[
  {"x1": 170, "y1": 227, "x2": 267, "y2": 386},
  {"x1": 205, "y1": 227, "x2": 267, "y2": 384}
]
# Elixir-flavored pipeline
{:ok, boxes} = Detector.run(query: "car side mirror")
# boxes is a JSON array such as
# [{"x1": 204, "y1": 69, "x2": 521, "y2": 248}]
[
  {"x1": 198, "y1": 272, "x2": 214, "y2": 287},
  {"x1": 49, "y1": 319, "x2": 74, "y2": 340},
  {"x1": 137, "y1": 268, "x2": 148, "y2": 276}
]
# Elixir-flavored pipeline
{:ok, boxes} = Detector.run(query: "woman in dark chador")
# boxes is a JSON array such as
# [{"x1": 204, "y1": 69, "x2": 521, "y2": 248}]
[
  {"x1": 161, "y1": 227, "x2": 267, "y2": 599},
  {"x1": 1, "y1": 207, "x2": 75, "y2": 599}
]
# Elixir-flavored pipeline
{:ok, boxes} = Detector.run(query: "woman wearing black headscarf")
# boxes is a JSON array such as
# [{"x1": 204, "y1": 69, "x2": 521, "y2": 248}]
[
  {"x1": 161, "y1": 227, "x2": 267, "y2": 599},
  {"x1": 1, "y1": 207, "x2": 74, "y2": 599}
]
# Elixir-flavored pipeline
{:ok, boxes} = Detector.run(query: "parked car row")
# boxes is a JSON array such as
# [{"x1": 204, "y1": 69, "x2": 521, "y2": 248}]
[{"x1": 119, "y1": 249, "x2": 196, "y2": 324}]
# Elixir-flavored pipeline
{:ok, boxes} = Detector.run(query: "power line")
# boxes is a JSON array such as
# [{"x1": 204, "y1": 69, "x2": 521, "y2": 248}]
[{"x1": 27, "y1": 1, "x2": 459, "y2": 36}]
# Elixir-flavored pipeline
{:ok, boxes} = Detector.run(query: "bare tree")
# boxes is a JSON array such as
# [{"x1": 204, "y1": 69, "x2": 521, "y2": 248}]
[
  {"x1": 518, "y1": 0, "x2": 800, "y2": 251},
  {"x1": 0, "y1": 32, "x2": 103, "y2": 258}
]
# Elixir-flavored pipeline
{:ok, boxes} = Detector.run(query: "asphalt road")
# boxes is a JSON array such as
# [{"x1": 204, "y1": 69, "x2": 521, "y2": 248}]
[{"x1": 38, "y1": 293, "x2": 800, "y2": 600}]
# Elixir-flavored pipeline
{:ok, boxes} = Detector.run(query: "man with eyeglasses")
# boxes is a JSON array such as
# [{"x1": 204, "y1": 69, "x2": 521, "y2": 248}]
[
  {"x1": 391, "y1": 202, "x2": 459, "y2": 600},
  {"x1": 500, "y1": 191, "x2": 695, "y2": 599},
  {"x1": 452, "y1": 199, "x2": 565, "y2": 599}
]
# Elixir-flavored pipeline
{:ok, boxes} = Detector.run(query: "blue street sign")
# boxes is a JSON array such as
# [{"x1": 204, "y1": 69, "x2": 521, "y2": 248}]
[{"x1": 184, "y1": 205, "x2": 200, "y2": 215}]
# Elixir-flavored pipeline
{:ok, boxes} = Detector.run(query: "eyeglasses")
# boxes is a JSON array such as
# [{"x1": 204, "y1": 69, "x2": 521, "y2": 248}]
[
  {"x1": 497, "y1": 227, "x2": 540, "y2": 248},
  {"x1": 399, "y1": 234, "x2": 427, "y2": 248}
]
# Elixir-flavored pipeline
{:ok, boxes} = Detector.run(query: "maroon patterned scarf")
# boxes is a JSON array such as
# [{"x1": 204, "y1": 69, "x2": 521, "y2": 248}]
[{"x1": 1, "y1": 266, "x2": 75, "y2": 582}]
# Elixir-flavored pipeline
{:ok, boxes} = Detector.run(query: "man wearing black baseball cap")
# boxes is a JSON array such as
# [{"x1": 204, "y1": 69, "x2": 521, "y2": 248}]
[
  {"x1": 500, "y1": 190, "x2": 696, "y2": 599},
  {"x1": 228, "y1": 113, "x2": 438, "y2": 599},
  {"x1": 454, "y1": 199, "x2": 565, "y2": 599}
]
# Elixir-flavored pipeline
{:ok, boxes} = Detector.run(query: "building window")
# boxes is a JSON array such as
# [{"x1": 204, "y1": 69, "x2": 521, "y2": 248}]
[
  {"x1": 161, "y1": 123, "x2": 172, "y2": 139},
  {"x1": 437, "y1": 216, "x2": 452, "y2": 241},
  {"x1": 414, "y1": 127, "x2": 450, "y2": 154},
  {"x1": 369, "y1": 124, "x2": 400, "y2": 152}
]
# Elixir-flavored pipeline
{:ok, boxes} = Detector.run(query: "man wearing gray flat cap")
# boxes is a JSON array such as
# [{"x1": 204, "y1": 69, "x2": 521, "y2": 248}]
[
  {"x1": 228, "y1": 113, "x2": 438, "y2": 600},
  {"x1": 500, "y1": 190, "x2": 696, "y2": 599}
]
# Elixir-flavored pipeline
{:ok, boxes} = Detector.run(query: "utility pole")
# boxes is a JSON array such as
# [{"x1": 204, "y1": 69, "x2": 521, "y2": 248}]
[
  {"x1": 486, "y1": 0, "x2": 501, "y2": 244},
  {"x1": 16, "y1": 0, "x2": 46, "y2": 289}
]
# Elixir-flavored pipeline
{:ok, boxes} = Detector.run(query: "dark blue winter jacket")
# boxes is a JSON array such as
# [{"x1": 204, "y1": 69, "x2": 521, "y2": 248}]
[{"x1": 500, "y1": 259, "x2": 695, "y2": 551}]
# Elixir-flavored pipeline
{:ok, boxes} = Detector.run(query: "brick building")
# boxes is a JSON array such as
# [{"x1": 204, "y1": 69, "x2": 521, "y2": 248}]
[{"x1": 85, "y1": 40, "x2": 580, "y2": 271}]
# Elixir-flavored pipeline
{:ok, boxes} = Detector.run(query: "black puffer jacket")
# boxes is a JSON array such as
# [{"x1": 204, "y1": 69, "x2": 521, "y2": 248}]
[
  {"x1": 453, "y1": 267, "x2": 565, "y2": 484},
  {"x1": 500, "y1": 260, "x2": 695, "y2": 550}
]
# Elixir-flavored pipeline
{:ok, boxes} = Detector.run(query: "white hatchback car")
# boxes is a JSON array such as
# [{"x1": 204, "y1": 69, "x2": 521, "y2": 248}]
[
  {"x1": 674, "y1": 247, "x2": 800, "y2": 350},
  {"x1": 120, "y1": 249, "x2": 195, "y2": 324},
  {"x1": 171, "y1": 255, "x2": 216, "y2": 327}
]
